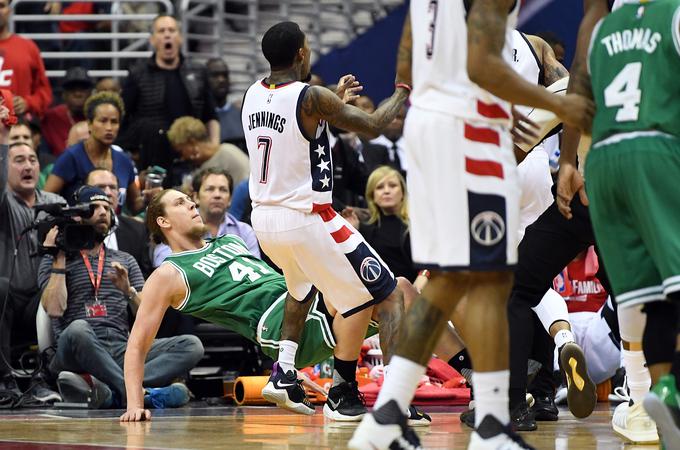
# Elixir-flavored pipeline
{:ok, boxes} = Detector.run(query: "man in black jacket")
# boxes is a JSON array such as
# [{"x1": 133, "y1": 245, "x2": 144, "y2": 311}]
[{"x1": 119, "y1": 14, "x2": 219, "y2": 178}]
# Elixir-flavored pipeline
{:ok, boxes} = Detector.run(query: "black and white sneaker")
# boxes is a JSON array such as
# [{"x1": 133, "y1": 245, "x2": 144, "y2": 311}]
[
  {"x1": 348, "y1": 400, "x2": 423, "y2": 450},
  {"x1": 407, "y1": 405, "x2": 432, "y2": 427},
  {"x1": 469, "y1": 414, "x2": 535, "y2": 450},
  {"x1": 323, "y1": 381, "x2": 367, "y2": 421},
  {"x1": 261, "y1": 362, "x2": 315, "y2": 415},
  {"x1": 559, "y1": 342, "x2": 597, "y2": 419}
]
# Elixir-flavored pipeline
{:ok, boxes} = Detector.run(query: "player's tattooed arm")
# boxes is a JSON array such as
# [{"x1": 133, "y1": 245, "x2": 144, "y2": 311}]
[
  {"x1": 301, "y1": 85, "x2": 408, "y2": 139},
  {"x1": 395, "y1": 12, "x2": 412, "y2": 87},
  {"x1": 567, "y1": 0, "x2": 609, "y2": 99},
  {"x1": 468, "y1": 0, "x2": 594, "y2": 131},
  {"x1": 527, "y1": 35, "x2": 569, "y2": 87}
]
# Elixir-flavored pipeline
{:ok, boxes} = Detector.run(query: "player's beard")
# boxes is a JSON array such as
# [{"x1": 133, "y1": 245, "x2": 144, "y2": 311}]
[
  {"x1": 302, "y1": 72, "x2": 312, "y2": 83},
  {"x1": 189, "y1": 225, "x2": 208, "y2": 241}
]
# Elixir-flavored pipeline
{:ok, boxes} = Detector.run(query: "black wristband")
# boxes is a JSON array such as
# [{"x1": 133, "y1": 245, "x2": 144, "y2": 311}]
[{"x1": 51, "y1": 268, "x2": 66, "y2": 274}]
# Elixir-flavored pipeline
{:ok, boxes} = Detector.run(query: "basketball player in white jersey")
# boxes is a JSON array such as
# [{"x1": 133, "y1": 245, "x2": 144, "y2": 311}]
[
  {"x1": 241, "y1": 22, "x2": 410, "y2": 421},
  {"x1": 349, "y1": 0, "x2": 593, "y2": 448}
]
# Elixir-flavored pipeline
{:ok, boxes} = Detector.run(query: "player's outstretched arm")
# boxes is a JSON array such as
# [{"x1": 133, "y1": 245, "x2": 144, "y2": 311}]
[
  {"x1": 526, "y1": 35, "x2": 569, "y2": 86},
  {"x1": 467, "y1": 0, "x2": 593, "y2": 132},
  {"x1": 557, "y1": 0, "x2": 609, "y2": 219},
  {"x1": 120, "y1": 265, "x2": 177, "y2": 422},
  {"x1": 301, "y1": 85, "x2": 409, "y2": 139}
]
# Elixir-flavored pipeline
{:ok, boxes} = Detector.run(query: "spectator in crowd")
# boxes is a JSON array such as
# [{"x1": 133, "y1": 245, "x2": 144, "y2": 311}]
[
  {"x1": 44, "y1": 92, "x2": 147, "y2": 214},
  {"x1": 95, "y1": 77, "x2": 121, "y2": 94},
  {"x1": 153, "y1": 167, "x2": 259, "y2": 267},
  {"x1": 38, "y1": 186, "x2": 204, "y2": 409},
  {"x1": 309, "y1": 74, "x2": 325, "y2": 87},
  {"x1": 119, "y1": 14, "x2": 219, "y2": 175},
  {"x1": 167, "y1": 116, "x2": 249, "y2": 186},
  {"x1": 345, "y1": 95, "x2": 391, "y2": 176},
  {"x1": 66, "y1": 121, "x2": 89, "y2": 148},
  {"x1": 343, "y1": 166, "x2": 416, "y2": 281},
  {"x1": 42, "y1": 67, "x2": 93, "y2": 156},
  {"x1": 85, "y1": 168, "x2": 153, "y2": 278},
  {"x1": 206, "y1": 58, "x2": 246, "y2": 150},
  {"x1": 370, "y1": 102, "x2": 407, "y2": 176},
  {"x1": 9, "y1": 119, "x2": 56, "y2": 187},
  {"x1": 0, "y1": 0, "x2": 52, "y2": 117},
  {"x1": 0, "y1": 118, "x2": 64, "y2": 404}
]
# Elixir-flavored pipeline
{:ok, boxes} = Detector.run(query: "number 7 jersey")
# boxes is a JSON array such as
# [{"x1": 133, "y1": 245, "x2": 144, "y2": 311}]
[
  {"x1": 241, "y1": 80, "x2": 334, "y2": 213},
  {"x1": 588, "y1": 0, "x2": 680, "y2": 144}
]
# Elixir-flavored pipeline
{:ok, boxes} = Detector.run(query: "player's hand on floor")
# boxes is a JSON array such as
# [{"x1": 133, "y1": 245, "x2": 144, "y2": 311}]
[
  {"x1": 558, "y1": 94, "x2": 595, "y2": 134},
  {"x1": 120, "y1": 408, "x2": 151, "y2": 422},
  {"x1": 511, "y1": 107, "x2": 540, "y2": 146},
  {"x1": 556, "y1": 162, "x2": 589, "y2": 220}
]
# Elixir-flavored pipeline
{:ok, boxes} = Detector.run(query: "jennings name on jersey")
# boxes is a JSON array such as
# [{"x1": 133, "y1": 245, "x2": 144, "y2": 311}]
[{"x1": 242, "y1": 80, "x2": 334, "y2": 213}]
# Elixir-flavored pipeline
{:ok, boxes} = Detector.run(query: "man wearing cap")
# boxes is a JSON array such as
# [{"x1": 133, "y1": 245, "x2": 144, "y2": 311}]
[
  {"x1": 41, "y1": 67, "x2": 93, "y2": 156},
  {"x1": 38, "y1": 185, "x2": 204, "y2": 408}
]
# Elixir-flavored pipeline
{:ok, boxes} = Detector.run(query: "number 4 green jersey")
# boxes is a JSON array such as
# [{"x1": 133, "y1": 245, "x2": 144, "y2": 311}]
[
  {"x1": 588, "y1": 0, "x2": 680, "y2": 144},
  {"x1": 164, "y1": 235, "x2": 288, "y2": 343}
]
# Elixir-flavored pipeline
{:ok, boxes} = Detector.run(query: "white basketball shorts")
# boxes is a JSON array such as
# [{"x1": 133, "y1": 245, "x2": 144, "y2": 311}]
[
  {"x1": 517, "y1": 147, "x2": 554, "y2": 242},
  {"x1": 404, "y1": 107, "x2": 520, "y2": 270},
  {"x1": 251, "y1": 205, "x2": 396, "y2": 317}
]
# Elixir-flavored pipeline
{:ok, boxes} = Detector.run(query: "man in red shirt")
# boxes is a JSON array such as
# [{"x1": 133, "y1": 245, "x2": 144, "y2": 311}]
[
  {"x1": 42, "y1": 66, "x2": 92, "y2": 155},
  {"x1": 0, "y1": 0, "x2": 52, "y2": 117}
]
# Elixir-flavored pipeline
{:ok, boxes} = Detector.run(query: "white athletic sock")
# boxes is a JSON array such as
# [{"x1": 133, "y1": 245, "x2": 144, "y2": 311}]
[
  {"x1": 532, "y1": 289, "x2": 571, "y2": 335},
  {"x1": 554, "y1": 329, "x2": 575, "y2": 349},
  {"x1": 622, "y1": 349, "x2": 650, "y2": 405},
  {"x1": 373, "y1": 356, "x2": 425, "y2": 412},
  {"x1": 473, "y1": 370, "x2": 510, "y2": 427},
  {"x1": 278, "y1": 340, "x2": 298, "y2": 374}
]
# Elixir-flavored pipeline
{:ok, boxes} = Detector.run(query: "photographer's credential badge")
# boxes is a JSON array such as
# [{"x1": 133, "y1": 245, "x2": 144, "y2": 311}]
[{"x1": 81, "y1": 246, "x2": 108, "y2": 318}]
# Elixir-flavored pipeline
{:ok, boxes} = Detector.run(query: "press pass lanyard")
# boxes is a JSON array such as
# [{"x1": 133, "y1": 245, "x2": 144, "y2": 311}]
[{"x1": 81, "y1": 245, "x2": 105, "y2": 304}]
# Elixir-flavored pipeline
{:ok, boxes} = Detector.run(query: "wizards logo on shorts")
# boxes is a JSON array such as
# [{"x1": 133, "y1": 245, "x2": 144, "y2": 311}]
[
  {"x1": 468, "y1": 191, "x2": 508, "y2": 267},
  {"x1": 360, "y1": 257, "x2": 382, "y2": 283}
]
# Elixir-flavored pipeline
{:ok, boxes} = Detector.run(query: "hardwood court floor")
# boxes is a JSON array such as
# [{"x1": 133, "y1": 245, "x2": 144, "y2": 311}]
[{"x1": 0, "y1": 403, "x2": 660, "y2": 449}]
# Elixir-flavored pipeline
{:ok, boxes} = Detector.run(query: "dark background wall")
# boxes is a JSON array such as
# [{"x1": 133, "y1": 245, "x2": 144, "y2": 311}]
[{"x1": 312, "y1": 0, "x2": 589, "y2": 104}]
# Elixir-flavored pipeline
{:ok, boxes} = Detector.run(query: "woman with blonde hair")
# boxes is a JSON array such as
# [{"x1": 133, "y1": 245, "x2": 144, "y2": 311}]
[{"x1": 345, "y1": 165, "x2": 416, "y2": 281}]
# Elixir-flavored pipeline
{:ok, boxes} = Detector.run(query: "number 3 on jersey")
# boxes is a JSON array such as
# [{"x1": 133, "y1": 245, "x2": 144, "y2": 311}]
[
  {"x1": 604, "y1": 62, "x2": 642, "y2": 122},
  {"x1": 257, "y1": 136, "x2": 272, "y2": 184}
]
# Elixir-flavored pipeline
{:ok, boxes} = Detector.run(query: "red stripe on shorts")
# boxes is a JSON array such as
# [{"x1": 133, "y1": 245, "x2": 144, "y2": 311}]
[
  {"x1": 477, "y1": 100, "x2": 510, "y2": 120},
  {"x1": 317, "y1": 206, "x2": 336, "y2": 222},
  {"x1": 331, "y1": 225, "x2": 353, "y2": 243},
  {"x1": 464, "y1": 123, "x2": 500, "y2": 146},
  {"x1": 465, "y1": 157, "x2": 504, "y2": 179}
]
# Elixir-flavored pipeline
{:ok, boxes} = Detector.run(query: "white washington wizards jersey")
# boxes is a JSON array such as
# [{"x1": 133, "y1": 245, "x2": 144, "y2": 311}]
[
  {"x1": 242, "y1": 80, "x2": 333, "y2": 213},
  {"x1": 510, "y1": 30, "x2": 543, "y2": 117},
  {"x1": 409, "y1": 0, "x2": 519, "y2": 126}
]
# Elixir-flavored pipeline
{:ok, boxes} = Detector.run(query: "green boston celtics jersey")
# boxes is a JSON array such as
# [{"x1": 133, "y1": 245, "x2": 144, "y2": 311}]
[
  {"x1": 164, "y1": 235, "x2": 288, "y2": 342},
  {"x1": 589, "y1": 0, "x2": 680, "y2": 144}
]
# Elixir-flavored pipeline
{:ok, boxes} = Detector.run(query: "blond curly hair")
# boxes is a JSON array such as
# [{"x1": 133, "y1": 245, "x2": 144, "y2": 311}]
[
  {"x1": 167, "y1": 116, "x2": 209, "y2": 148},
  {"x1": 84, "y1": 91, "x2": 125, "y2": 122}
]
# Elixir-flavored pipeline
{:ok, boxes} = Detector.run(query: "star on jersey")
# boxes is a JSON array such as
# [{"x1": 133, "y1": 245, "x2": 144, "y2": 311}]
[
  {"x1": 314, "y1": 144, "x2": 326, "y2": 158},
  {"x1": 317, "y1": 159, "x2": 330, "y2": 173},
  {"x1": 320, "y1": 174, "x2": 331, "y2": 188}
]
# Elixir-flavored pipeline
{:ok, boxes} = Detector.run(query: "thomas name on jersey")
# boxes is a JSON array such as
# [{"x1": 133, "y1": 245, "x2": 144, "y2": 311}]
[
  {"x1": 600, "y1": 28, "x2": 661, "y2": 57},
  {"x1": 193, "y1": 240, "x2": 256, "y2": 277},
  {"x1": 246, "y1": 110, "x2": 286, "y2": 133}
]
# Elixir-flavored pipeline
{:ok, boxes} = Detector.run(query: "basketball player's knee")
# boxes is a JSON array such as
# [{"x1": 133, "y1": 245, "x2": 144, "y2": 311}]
[
  {"x1": 642, "y1": 301, "x2": 678, "y2": 365},
  {"x1": 618, "y1": 304, "x2": 645, "y2": 343}
]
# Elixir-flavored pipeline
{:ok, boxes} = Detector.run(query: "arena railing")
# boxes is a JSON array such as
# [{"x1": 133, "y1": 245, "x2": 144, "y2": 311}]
[{"x1": 10, "y1": 0, "x2": 174, "y2": 80}]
